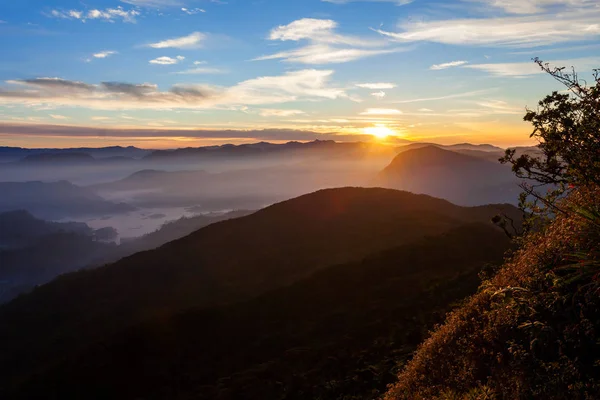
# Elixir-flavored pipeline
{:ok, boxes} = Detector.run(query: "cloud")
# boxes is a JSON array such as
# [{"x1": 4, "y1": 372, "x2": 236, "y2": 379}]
[
  {"x1": 121, "y1": 0, "x2": 183, "y2": 7},
  {"x1": 322, "y1": 0, "x2": 413, "y2": 4},
  {"x1": 356, "y1": 82, "x2": 396, "y2": 89},
  {"x1": 149, "y1": 55, "x2": 185, "y2": 65},
  {"x1": 360, "y1": 108, "x2": 403, "y2": 115},
  {"x1": 0, "y1": 123, "x2": 365, "y2": 142},
  {"x1": 464, "y1": 57, "x2": 600, "y2": 77},
  {"x1": 174, "y1": 67, "x2": 227, "y2": 74},
  {"x1": 49, "y1": 7, "x2": 140, "y2": 23},
  {"x1": 473, "y1": 0, "x2": 596, "y2": 15},
  {"x1": 254, "y1": 44, "x2": 400, "y2": 64},
  {"x1": 194, "y1": 61, "x2": 208, "y2": 65},
  {"x1": 430, "y1": 60, "x2": 468, "y2": 70},
  {"x1": 181, "y1": 7, "x2": 206, "y2": 14},
  {"x1": 147, "y1": 32, "x2": 206, "y2": 49},
  {"x1": 374, "y1": 8, "x2": 600, "y2": 47},
  {"x1": 371, "y1": 91, "x2": 386, "y2": 98},
  {"x1": 0, "y1": 69, "x2": 349, "y2": 111},
  {"x1": 93, "y1": 51, "x2": 117, "y2": 59},
  {"x1": 394, "y1": 89, "x2": 495, "y2": 103},
  {"x1": 49, "y1": 114, "x2": 69, "y2": 120},
  {"x1": 259, "y1": 109, "x2": 306, "y2": 117},
  {"x1": 256, "y1": 18, "x2": 401, "y2": 64},
  {"x1": 418, "y1": 108, "x2": 434, "y2": 112}
]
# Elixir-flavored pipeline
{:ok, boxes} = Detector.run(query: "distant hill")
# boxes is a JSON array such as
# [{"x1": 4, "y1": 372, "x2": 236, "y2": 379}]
[
  {"x1": 8, "y1": 224, "x2": 512, "y2": 399},
  {"x1": 0, "y1": 232, "x2": 118, "y2": 304},
  {"x1": 0, "y1": 146, "x2": 150, "y2": 163},
  {"x1": 144, "y1": 139, "x2": 396, "y2": 162},
  {"x1": 0, "y1": 187, "x2": 520, "y2": 395},
  {"x1": 397, "y1": 142, "x2": 504, "y2": 153},
  {"x1": 0, "y1": 210, "x2": 92, "y2": 249},
  {"x1": 376, "y1": 146, "x2": 521, "y2": 206},
  {"x1": 0, "y1": 181, "x2": 135, "y2": 219}
]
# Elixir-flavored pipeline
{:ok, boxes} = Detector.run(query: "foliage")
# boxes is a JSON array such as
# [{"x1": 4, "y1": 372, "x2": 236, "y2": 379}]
[{"x1": 500, "y1": 60, "x2": 600, "y2": 230}]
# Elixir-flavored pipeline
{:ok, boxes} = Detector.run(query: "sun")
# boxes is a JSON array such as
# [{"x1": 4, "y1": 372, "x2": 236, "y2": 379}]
[{"x1": 364, "y1": 124, "x2": 394, "y2": 140}]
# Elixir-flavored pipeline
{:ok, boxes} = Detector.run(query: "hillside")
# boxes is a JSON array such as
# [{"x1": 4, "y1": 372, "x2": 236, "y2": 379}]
[
  {"x1": 0, "y1": 187, "x2": 519, "y2": 395},
  {"x1": 384, "y1": 188, "x2": 600, "y2": 399},
  {"x1": 376, "y1": 146, "x2": 520, "y2": 206},
  {"x1": 0, "y1": 210, "x2": 92, "y2": 249},
  {"x1": 0, "y1": 181, "x2": 135, "y2": 219},
  {"x1": 5, "y1": 224, "x2": 512, "y2": 399}
]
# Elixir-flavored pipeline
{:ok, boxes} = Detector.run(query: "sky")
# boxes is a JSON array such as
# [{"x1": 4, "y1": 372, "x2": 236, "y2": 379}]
[{"x1": 0, "y1": 0, "x2": 599, "y2": 149}]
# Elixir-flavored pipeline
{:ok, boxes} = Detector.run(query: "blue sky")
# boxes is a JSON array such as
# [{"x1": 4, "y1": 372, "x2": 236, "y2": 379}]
[{"x1": 0, "y1": 0, "x2": 599, "y2": 148}]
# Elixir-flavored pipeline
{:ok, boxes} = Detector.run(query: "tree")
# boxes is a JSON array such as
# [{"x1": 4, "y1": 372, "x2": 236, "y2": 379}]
[{"x1": 500, "y1": 59, "x2": 600, "y2": 229}]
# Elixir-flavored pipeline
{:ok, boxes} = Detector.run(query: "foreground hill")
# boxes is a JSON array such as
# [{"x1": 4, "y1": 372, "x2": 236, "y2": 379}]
[
  {"x1": 0, "y1": 188, "x2": 519, "y2": 395},
  {"x1": 0, "y1": 181, "x2": 134, "y2": 219},
  {"x1": 384, "y1": 188, "x2": 600, "y2": 399},
  {"x1": 376, "y1": 146, "x2": 520, "y2": 206},
  {"x1": 8, "y1": 224, "x2": 511, "y2": 399}
]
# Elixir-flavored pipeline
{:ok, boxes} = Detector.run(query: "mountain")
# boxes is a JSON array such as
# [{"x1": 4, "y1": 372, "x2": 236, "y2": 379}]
[
  {"x1": 7, "y1": 224, "x2": 512, "y2": 399},
  {"x1": 376, "y1": 146, "x2": 521, "y2": 206},
  {"x1": 0, "y1": 146, "x2": 150, "y2": 163},
  {"x1": 0, "y1": 210, "x2": 92, "y2": 249},
  {"x1": 144, "y1": 140, "x2": 396, "y2": 162},
  {"x1": 0, "y1": 181, "x2": 135, "y2": 219},
  {"x1": 0, "y1": 232, "x2": 118, "y2": 304},
  {"x1": 0, "y1": 188, "x2": 520, "y2": 395}
]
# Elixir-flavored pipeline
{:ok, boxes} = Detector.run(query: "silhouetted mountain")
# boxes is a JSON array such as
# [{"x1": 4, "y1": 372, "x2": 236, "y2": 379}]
[
  {"x1": 0, "y1": 232, "x2": 118, "y2": 303},
  {"x1": 0, "y1": 145, "x2": 150, "y2": 163},
  {"x1": 376, "y1": 146, "x2": 521, "y2": 206},
  {"x1": 144, "y1": 140, "x2": 396, "y2": 162},
  {"x1": 0, "y1": 188, "x2": 520, "y2": 395},
  {"x1": 0, "y1": 181, "x2": 135, "y2": 219},
  {"x1": 397, "y1": 142, "x2": 504, "y2": 154},
  {"x1": 7, "y1": 224, "x2": 512, "y2": 399},
  {"x1": 0, "y1": 210, "x2": 92, "y2": 250}
]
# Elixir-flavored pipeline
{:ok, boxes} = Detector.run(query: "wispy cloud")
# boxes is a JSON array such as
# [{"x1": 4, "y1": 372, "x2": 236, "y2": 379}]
[
  {"x1": 356, "y1": 82, "x2": 396, "y2": 89},
  {"x1": 49, "y1": 114, "x2": 69, "y2": 120},
  {"x1": 394, "y1": 89, "x2": 495, "y2": 103},
  {"x1": 174, "y1": 67, "x2": 227, "y2": 74},
  {"x1": 323, "y1": 0, "x2": 413, "y2": 4},
  {"x1": 49, "y1": 7, "x2": 140, "y2": 23},
  {"x1": 259, "y1": 109, "x2": 306, "y2": 117},
  {"x1": 121, "y1": 0, "x2": 183, "y2": 7},
  {"x1": 371, "y1": 91, "x2": 386, "y2": 98},
  {"x1": 181, "y1": 7, "x2": 206, "y2": 14},
  {"x1": 93, "y1": 51, "x2": 117, "y2": 59},
  {"x1": 464, "y1": 57, "x2": 600, "y2": 77},
  {"x1": 255, "y1": 18, "x2": 403, "y2": 64},
  {"x1": 374, "y1": 8, "x2": 600, "y2": 47},
  {"x1": 149, "y1": 55, "x2": 185, "y2": 65},
  {"x1": 0, "y1": 70, "x2": 349, "y2": 110},
  {"x1": 430, "y1": 60, "x2": 468, "y2": 70},
  {"x1": 147, "y1": 32, "x2": 206, "y2": 49},
  {"x1": 473, "y1": 0, "x2": 596, "y2": 15},
  {"x1": 360, "y1": 108, "x2": 402, "y2": 115}
]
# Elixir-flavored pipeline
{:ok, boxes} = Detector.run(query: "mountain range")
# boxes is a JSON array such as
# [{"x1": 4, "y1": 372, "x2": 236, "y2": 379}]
[{"x1": 0, "y1": 187, "x2": 520, "y2": 398}]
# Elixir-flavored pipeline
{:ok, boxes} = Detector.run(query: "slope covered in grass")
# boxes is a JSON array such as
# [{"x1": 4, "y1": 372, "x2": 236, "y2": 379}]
[{"x1": 385, "y1": 188, "x2": 600, "y2": 399}]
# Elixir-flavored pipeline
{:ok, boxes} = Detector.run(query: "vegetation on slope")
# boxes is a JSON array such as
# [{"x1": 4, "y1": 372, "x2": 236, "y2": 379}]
[{"x1": 385, "y1": 61, "x2": 600, "y2": 399}]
